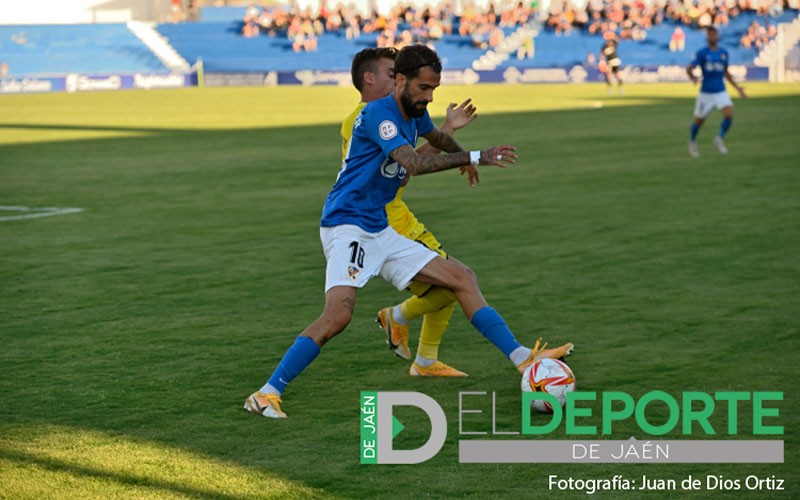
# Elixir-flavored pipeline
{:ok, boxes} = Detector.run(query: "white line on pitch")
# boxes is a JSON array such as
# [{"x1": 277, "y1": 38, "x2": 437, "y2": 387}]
[{"x1": 0, "y1": 206, "x2": 85, "y2": 222}]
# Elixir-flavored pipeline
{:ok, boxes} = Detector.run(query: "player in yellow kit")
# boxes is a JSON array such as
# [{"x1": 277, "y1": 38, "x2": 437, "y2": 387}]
[{"x1": 342, "y1": 47, "x2": 479, "y2": 377}]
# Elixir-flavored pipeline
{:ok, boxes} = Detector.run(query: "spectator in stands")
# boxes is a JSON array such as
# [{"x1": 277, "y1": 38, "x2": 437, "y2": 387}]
[
  {"x1": 377, "y1": 28, "x2": 396, "y2": 48},
  {"x1": 428, "y1": 17, "x2": 444, "y2": 40},
  {"x1": 242, "y1": 3, "x2": 260, "y2": 38},
  {"x1": 471, "y1": 23, "x2": 489, "y2": 49},
  {"x1": 293, "y1": 16, "x2": 318, "y2": 52},
  {"x1": 171, "y1": 0, "x2": 183, "y2": 24},
  {"x1": 740, "y1": 18, "x2": 779, "y2": 49},
  {"x1": 670, "y1": 26, "x2": 686, "y2": 51},
  {"x1": 518, "y1": 36, "x2": 535, "y2": 59},
  {"x1": 439, "y1": 3, "x2": 456, "y2": 34},
  {"x1": 0, "y1": 61, "x2": 8, "y2": 77},
  {"x1": 325, "y1": 8, "x2": 342, "y2": 31},
  {"x1": 488, "y1": 25, "x2": 505, "y2": 48},
  {"x1": 547, "y1": 1, "x2": 576, "y2": 36},
  {"x1": 397, "y1": 29, "x2": 414, "y2": 49},
  {"x1": 345, "y1": 11, "x2": 362, "y2": 40}
]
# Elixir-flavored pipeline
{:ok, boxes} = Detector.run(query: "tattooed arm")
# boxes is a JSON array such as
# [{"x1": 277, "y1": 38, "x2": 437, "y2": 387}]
[
  {"x1": 417, "y1": 99, "x2": 477, "y2": 156},
  {"x1": 390, "y1": 143, "x2": 518, "y2": 177},
  {"x1": 391, "y1": 144, "x2": 470, "y2": 176},
  {"x1": 415, "y1": 99, "x2": 480, "y2": 185},
  {"x1": 421, "y1": 127, "x2": 465, "y2": 154}
]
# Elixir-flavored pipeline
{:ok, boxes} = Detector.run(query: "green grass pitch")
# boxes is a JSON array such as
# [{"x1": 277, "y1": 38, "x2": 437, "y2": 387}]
[{"x1": 1, "y1": 83, "x2": 798, "y2": 499}]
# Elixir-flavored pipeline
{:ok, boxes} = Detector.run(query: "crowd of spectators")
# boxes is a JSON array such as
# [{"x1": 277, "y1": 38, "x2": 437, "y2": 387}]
[
  {"x1": 740, "y1": 18, "x2": 778, "y2": 47},
  {"x1": 241, "y1": 1, "x2": 536, "y2": 53},
  {"x1": 239, "y1": 0, "x2": 795, "y2": 54},
  {"x1": 545, "y1": 0, "x2": 795, "y2": 42}
]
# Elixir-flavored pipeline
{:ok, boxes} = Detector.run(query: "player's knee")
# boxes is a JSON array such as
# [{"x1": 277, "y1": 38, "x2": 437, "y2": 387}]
[
  {"x1": 451, "y1": 264, "x2": 478, "y2": 291},
  {"x1": 462, "y1": 264, "x2": 477, "y2": 283},
  {"x1": 448, "y1": 257, "x2": 477, "y2": 284},
  {"x1": 321, "y1": 307, "x2": 352, "y2": 333},
  {"x1": 331, "y1": 309, "x2": 353, "y2": 332}
]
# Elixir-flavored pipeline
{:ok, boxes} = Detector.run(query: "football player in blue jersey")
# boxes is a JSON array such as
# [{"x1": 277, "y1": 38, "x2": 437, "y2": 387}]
[
  {"x1": 244, "y1": 45, "x2": 574, "y2": 418},
  {"x1": 686, "y1": 26, "x2": 747, "y2": 158}
]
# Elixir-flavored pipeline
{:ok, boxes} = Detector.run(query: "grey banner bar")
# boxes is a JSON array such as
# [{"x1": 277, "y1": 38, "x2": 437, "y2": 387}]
[{"x1": 459, "y1": 440, "x2": 783, "y2": 463}]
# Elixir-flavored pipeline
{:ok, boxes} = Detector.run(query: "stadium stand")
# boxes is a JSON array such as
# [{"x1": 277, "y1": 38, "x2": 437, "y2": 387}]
[
  {"x1": 0, "y1": 4, "x2": 795, "y2": 77},
  {"x1": 156, "y1": 2, "x2": 530, "y2": 72},
  {"x1": 156, "y1": 21, "x2": 496, "y2": 71},
  {"x1": 157, "y1": 22, "x2": 362, "y2": 71},
  {"x1": 155, "y1": 5, "x2": 796, "y2": 73},
  {"x1": 0, "y1": 24, "x2": 167, "y2": 76},
  {"x1": 504, "y1": 11, "x2": 798, "y2": 70}
]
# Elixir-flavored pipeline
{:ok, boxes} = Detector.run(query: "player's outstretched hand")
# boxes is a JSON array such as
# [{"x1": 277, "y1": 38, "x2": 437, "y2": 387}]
[
  {"x1": 459, "y1": 164, "x2": 479, "y2": 187},
  {"x1": 445, "y1": 98, "x2": 478, "y2": 131},
  {"x1": 737, "y1": 86, "x2": 748, "y2": 99},
  {"x1": 480, "y1": 145, "x2": 517, "y2": 167}
]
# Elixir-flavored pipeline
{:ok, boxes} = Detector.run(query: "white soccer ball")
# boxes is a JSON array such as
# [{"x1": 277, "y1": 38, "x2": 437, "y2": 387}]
[{"x1": 520, "y1": 358, "x2": 576, "y2": 413}]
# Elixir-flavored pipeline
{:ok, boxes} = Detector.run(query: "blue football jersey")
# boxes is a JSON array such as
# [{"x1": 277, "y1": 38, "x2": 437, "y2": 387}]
[
  {"x1": 691, "y1": 47, "x2": 729, "y2": 94},
  {"x1": 321, "y1": 95, "x2": 434, "y2": 232}
]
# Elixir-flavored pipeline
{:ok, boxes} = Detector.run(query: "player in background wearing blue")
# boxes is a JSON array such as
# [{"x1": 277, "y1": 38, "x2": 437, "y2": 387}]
[
  {"x1": 245, "y1": 45, "x2": 574, "y2": 418},
  {"x1": 686, "y1": 26, "x2": 747, "y2": 158},
  {"x1": 345, "y1": 48, "x2": 488, "y2": 378}
]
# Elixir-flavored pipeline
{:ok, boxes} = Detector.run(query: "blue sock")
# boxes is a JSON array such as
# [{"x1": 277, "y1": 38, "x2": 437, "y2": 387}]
[
  {"x1": 470, "y1": 306, "x2": 521, "y2": 357},
  {"x1": 719, "y1": 117, "x2": 732, "y2": 138},
  {"x1": 266, "y1": 336, "x2": 321, "y2": 394},
  {"x1": 690, "y1": 122, "x2": 700, "y2": 141}
]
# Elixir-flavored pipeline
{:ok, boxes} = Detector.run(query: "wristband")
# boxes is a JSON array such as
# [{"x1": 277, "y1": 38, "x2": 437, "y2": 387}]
[{"x1": 469, "y1": 150, "x2": 480, "y2": 166}]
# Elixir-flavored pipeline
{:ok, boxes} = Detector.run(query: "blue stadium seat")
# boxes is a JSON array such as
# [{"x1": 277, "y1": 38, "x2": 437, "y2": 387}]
[
  {"x1": 200, "y1": 6, "x2": 248, "y2": 23},
  {"x1": 0, "y1": 24, "x2": 166, "y2": 76}
]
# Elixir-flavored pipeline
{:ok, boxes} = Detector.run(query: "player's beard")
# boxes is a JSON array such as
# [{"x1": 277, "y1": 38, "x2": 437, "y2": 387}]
[{"x1": 400, "y1": 88, "x2": 428, "y2": 118}]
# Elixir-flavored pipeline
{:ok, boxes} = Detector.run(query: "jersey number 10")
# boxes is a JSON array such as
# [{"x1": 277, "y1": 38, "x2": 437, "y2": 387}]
[{"x1": 349, "y1": 241, "x2": 365, "y2": 268}]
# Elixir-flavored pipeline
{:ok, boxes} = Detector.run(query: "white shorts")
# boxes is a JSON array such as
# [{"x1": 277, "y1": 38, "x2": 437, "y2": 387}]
[
  {"x1": 693, "y1": 91, "x2": 733, "y2": 119},
  {"x1": 320, "y1": 224, "x2": 439, "y2": 293}
]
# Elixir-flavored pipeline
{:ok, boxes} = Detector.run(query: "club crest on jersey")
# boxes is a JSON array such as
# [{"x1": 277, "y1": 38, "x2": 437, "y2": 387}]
[
  {"x1": 348, "y1": 266, "x2": 360, "y2": 279},
  {"x1": 379, "y1": 120, "x2": 398, "y2": 140}
]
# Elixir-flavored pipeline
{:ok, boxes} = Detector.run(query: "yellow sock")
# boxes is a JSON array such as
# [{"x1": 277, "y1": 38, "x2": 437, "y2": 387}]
[
  {"x1": 400, "y1": 285, "x2": 456, "y2": 321},
  {"x1": 417, "y1": 302, "x2": 457, "y2": 360}
]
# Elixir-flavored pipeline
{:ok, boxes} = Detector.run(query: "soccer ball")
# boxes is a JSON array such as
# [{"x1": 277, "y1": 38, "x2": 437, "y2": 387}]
[{"x1": 520, "y1": 358, "x2": 576, "y2": 413}]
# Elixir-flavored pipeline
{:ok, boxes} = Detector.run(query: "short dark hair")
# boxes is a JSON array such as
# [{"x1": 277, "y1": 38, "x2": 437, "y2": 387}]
[
  {"x1": 705, "y1": 26, "x2": 718, "y2": 33},
  {"x1": 350, "y1": 47, "x2": 398, "y2": 92},
  {"x1": 394, "y1": 44, "x2": 442, "y2": 80}
]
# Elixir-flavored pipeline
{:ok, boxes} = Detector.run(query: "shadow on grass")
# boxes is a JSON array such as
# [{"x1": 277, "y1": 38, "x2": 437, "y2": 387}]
[{"x1": 0, "y1": 448, "x2": 246, "y2": 499}]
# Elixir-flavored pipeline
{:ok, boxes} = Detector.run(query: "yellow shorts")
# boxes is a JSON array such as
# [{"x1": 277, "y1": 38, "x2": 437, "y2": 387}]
[
  {"x1": 403, "y1": 224, "x2": 446, "y2": 297},
  {"x1": 387, "y1": 188, "x2": 447, "y2": 297}
]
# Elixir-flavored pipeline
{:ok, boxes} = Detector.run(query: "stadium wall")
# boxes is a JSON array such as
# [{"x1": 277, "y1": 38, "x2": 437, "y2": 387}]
[
  {"x1": 0, "y1": 64, "x2": 768, "y2": 94},
  {"x1": 0, "y1": 72, "x2": 196, "y2": 94},
  {"x1": 202, "y1": 64, "x2": 768, "y2": 87}
]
